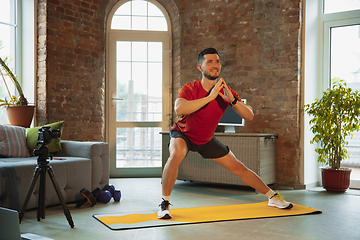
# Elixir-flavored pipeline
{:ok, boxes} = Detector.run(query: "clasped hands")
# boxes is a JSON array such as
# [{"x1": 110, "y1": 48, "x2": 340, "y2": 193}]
[{"x1": 209, "y1": 78, "x2": 235, "y2": 103}]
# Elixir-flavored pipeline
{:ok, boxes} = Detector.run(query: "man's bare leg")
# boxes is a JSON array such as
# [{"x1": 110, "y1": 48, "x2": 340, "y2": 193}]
[
  {"x1": 211, "y1": 151, "x2": 270, "y2": 194},
  {"x1": 162, "y1": 137, "x2": 188, "y2": 196},
  {"x1": 158, "y1": 137, "x2": 188, "y2": 219},
  {"x1": 211, "y1": 151, "x2": 293, "y2": 209}
]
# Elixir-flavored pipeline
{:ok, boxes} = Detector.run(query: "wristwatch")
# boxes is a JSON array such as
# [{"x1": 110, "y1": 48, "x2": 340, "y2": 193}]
[{"x1": 230, "y1": 96, "x2": 238, "y2": 106}]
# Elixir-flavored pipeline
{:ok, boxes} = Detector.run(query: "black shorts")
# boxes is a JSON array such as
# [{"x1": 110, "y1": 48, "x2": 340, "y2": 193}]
[{"x1": 169, "y1": 130, "x2": 230, "y2": 159}]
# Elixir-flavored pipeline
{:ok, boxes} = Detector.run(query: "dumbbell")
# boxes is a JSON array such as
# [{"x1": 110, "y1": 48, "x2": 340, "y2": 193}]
[
  {"x1": 102, "y1": 184, "x2": 115, "y2": 196},
  {"x1": 97, "y1": 184, "x2": 121, "y2": 203},
  {"x1": 75, "y1": 187, "x2": 100, "y2": 208},
  {"x1": 96, "y1": 189, "x2": 112, "y2": 203}
]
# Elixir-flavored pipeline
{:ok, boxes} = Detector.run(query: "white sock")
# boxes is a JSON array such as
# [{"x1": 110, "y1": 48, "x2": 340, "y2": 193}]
[
  {"x1": 162, "y1": 195, "x2": 170, "y2": 202},
  {"x1": 265, "y1": 189, "x2": 276, "y2": 199}
]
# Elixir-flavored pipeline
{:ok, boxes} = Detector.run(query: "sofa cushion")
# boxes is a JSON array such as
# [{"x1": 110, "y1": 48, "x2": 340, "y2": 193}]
[
  {"x1": 0, "y1": 156, "x2": 91, "y2": 211},
  {"x1": 0, "y1": 124, "x2": 29, "y2": 158},
  {"x1": 26, "y1": 121, "x2": 64, "y2": 155}
]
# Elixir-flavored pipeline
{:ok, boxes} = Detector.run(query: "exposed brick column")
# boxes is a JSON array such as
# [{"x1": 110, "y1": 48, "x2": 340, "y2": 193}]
[
  {"x1": 37, "y1": 0, "x2": 107, "y2": 141},
  {"x1": 37, "y1": 0, "x2": 48, "y2": 126}
]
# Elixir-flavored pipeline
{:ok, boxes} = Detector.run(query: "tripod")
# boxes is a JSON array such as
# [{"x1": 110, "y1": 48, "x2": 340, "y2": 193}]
[{"x1": 18, "y1": 144, "x2": 74, "y2": 228}]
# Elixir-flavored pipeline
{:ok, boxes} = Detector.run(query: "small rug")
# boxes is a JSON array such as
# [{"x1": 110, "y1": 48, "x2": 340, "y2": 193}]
[{"x1": 93, "y1": 201, "x2": 321, "y2": 230}]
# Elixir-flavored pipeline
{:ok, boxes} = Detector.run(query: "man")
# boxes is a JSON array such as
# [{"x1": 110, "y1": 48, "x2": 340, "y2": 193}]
[{"x1": 158, "y1": 48, "x2": 293, "y2": 219}]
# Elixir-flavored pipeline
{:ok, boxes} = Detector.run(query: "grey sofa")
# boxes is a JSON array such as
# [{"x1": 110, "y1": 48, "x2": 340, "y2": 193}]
[{"x1": 0, "y1": 140, "x2": 109, "y2": 211}]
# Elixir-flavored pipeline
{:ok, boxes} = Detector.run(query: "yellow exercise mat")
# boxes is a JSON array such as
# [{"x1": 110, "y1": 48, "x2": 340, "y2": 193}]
[{"x1": 93, "y1": 201, "x2": 321, "y2": 230}]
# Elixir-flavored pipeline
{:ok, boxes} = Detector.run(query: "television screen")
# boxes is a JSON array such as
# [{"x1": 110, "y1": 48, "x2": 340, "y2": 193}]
[{"x1": 218, "y1": 99, "x2": 246, "y2": 127}]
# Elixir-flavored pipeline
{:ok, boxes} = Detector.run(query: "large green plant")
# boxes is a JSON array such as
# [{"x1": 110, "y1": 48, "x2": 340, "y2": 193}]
[
  {"x1": 0, "y1": 42, "x2": 28, "y2": 107},
  {"x1": 304, "y1": 80, "x2": 360, "y2": 170}
]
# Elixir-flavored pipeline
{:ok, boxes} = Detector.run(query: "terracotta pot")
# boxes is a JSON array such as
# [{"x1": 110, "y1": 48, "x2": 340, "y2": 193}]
[
  {"x1": 6, "y1": 105, "x2": 35, "y2": 128},
  {"x1": 321, "y1": 168, "x2": 352, "y2": 192}
]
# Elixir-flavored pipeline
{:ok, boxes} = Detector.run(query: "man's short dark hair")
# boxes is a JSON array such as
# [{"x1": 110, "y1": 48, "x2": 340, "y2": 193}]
[{"x1": 197, "y1": 48, "x2": 219, "y2": 64}]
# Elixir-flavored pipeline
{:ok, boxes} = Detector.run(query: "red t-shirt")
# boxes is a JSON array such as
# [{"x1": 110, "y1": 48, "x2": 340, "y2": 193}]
[{"x1": 171, "y1": 80, "x2": 240, "y2": 145}]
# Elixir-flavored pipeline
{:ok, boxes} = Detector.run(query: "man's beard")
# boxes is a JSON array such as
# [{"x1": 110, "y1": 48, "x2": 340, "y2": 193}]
[{"x1": 204, "y1": 71, "x2": 219, "y2": 80}]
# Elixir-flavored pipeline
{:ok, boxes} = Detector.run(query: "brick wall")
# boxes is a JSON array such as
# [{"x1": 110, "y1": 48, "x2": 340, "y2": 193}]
[
  {"x1": 37, "y1": 0, "x2": 180, "y2": 141},
  {"x1": 37, "y1": 0, "x2": 302, "y2": 185},
  {"x1": 175, "y1": 0, "x2": 302, "y2": 185}
]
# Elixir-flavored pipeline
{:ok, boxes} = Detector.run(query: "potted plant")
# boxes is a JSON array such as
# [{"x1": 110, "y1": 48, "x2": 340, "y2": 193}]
[
  {"x1": 0, "y1": 42, "x2": 34, "y2": 127},
  {"x1": 304, "y1": 80, "x2": 360, "y2": 192}
]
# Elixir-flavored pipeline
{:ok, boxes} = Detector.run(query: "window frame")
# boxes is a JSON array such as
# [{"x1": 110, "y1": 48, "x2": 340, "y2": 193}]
[
  {"x1": 320, "y1": 1, "x2": 360, "y2": 188},
  {"x1": 0, "y1": 0, "x2": 19, "y2": 124},
  {"x1": 302, "y1": 0, "x2": 360, "y2": 188},
  {"x1": 106, "y1": 0, "x2": 172, "y2": 177},
  {"x1": 0, "y1": 0, "x2": 36, "y2": 125},
  {"x1": 320, "y1": 2, "x2": 360, "y2": 90}
]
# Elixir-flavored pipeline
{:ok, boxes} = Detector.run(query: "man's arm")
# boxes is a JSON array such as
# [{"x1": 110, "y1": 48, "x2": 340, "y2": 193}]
[
  {"x1": 175, "y1": 80, "x2": 224, "y2": 116},
  {"x1": 231, "y1": 100, "x2": 254, "y2": 121},
  {"x1": 220, "y1": 79, "x2": 254, "y2": 121},
  {"x1": 175, "y1": 97, "x2": 212, "y2": 116}
]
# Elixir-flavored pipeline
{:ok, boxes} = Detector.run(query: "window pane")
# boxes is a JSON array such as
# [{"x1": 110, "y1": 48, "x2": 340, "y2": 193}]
[
  {"x1": 147, "y1": 100, "x2": 162, "y2": 121},
  {"x1": 111, "y1": 16, "x2": 131, "y2": 30},
  {"x1": 132, "y1": 16, "x2": 147, "y2": 30},
  {"x1": 0, "y1": 25, "x2": 15, "y2": 60},
  {"x1": 132, "y1": 62, "x2": 148, "y2": 95},
  {"x1": 132, "y1": 0, "x2": 147, "y2": 16},
  {"x1": 0, "y1": 0, "x2": 15, "y2": 24},
  {"x1": 116, "y1": 62, "x2": 131, "y2": 86},
  {"x1": 116, "y1": 79, "x2": 130, "y2": 121},
  {"x1": 114, "y1": 1, "x2": 131, "y2": 15},
  {"x1": 132, "y1": 42, "x2": 147, "y2": 61},
  {"x1": 148, "y1": 63, "x2": 162, "y2": 122},
  {"x1": 148, "y1": 62, "x2": 162, "y2": 98},
  {"x1": 116, "y1": 127, "x2": 162, "y2": 168},
  {"x1": 148, "y1": 17, "x2": 167, "y2": 31},
  {"x1": 330, "y1": 25, "x2": 360, "y2": 82},
  {"x1": 324, "y1": 0, "x2": 360, "y2": 14},
  {"x1": 148, "y1": 2, "x2": 164, "y2": 17},
  {"x1": 148, "y1": 42, "x2": 162, "y2": 62},
  {"x1": 116, "y1": 41, "x2": 131, "y2": 61}
]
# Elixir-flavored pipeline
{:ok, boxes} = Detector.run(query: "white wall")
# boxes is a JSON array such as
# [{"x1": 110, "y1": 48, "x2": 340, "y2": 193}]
[
  {"x1": 21, "y1": 0, "x2": 36, "y2": 126},
  {"x1": 302, "y1": 0, "x2": 321, "y2": 187}
]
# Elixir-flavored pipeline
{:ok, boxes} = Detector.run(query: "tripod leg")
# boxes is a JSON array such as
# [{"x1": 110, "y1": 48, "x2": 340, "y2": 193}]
[
  {"x1": 37, "y1": 166, "x2": 46, "y2": 221},
  {"x1": 19, "y1": 166, "x2": 41, "y2": 223},
  {"x1": 46, "y1": 166, "x2": 75, "y2": 228}
]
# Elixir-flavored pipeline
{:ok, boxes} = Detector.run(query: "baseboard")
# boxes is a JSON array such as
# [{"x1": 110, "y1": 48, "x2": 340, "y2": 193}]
[
  {"x1": 304, "y1": 182, "x2": 320, "y2": 189},
  {"x1": 273, "y1": 182, "x2": 320, "y2": 190}
]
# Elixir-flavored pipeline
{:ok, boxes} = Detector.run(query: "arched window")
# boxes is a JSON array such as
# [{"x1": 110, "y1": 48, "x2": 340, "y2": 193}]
[
  {"x1": 111, "y1": 0, "x2": 167, "y2": 31},
  {"x1": 106, "y1": 0, "x2": 172, "y2": 177}
]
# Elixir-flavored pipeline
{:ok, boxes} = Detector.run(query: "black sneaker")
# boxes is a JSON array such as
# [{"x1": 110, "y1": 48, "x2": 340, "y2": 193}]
[{"x1": 157, "y1": 198, "x2": 172, "y2": 219}]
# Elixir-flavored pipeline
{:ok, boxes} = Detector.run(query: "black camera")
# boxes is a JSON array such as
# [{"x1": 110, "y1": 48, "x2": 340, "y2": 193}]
[
  {"x1": 33, "y1": 127, "x2": 61, "y2": 161},
  {"x1": 37, "y1": 126, "x2": 61, "y2": 146}
]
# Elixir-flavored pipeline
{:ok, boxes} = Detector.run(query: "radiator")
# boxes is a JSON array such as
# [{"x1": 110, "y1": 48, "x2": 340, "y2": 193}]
[{"x1": 161, "y1": 132, "x2": 277, "y2": 186}]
